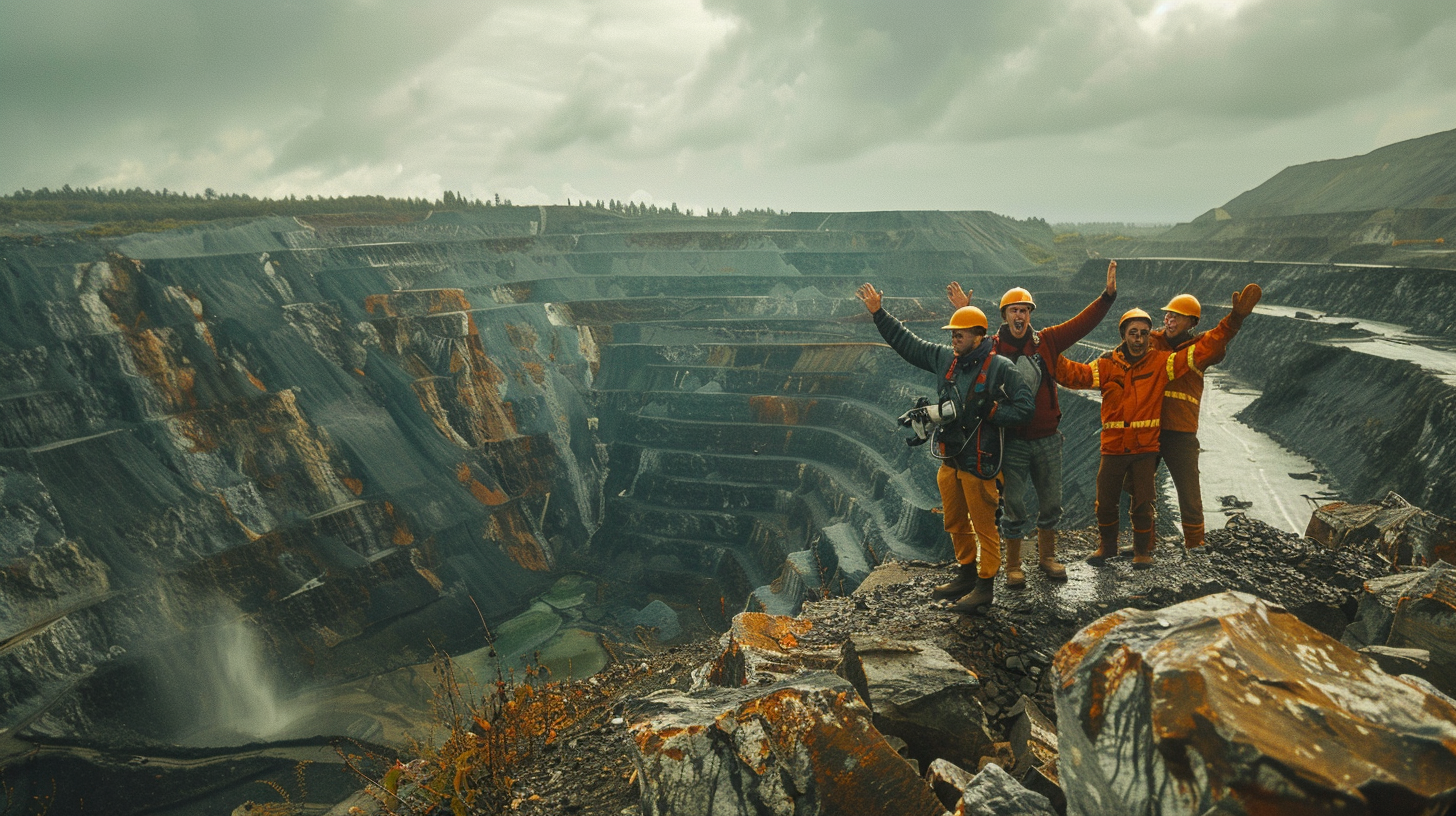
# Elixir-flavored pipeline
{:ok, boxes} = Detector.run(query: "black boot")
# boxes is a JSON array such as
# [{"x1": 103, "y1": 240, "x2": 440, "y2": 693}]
[
  {"x1": 948, "y1": 577, "x2": 995, "y2": 614},
  {"x1": 931, "y1": 561, "x2": 978, "y2": 601}
]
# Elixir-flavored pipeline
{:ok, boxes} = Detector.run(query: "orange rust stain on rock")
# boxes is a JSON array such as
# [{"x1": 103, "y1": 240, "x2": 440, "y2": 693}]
[
  {"x1": 523, "y1": 361, "x2": 547, "y2": 385},
  {"x1": 392, "y1": 524, "x2": 415, "y2": 547},
  {"x1": 505, "y1": 323, "x2": 540, "y2": 353},
  {"x1": 342, "y1": 477, "x2": 364, "y2": 496},
  {"x1": 247, "y1": 370, "x2": 267, "y2": 392},
  {"x1": 1054, "y1": 609, "x2": 1132, "y2": 685},
  {"x1": 363, "y1": 294, "x2": 394, "y2": 317},
  {"x1": 489, "y1": 505, "x2": 552, "y2": 571},
  {"x1": 124, "y1": 328, "x2": 200, "y2": 411},
  {"x1": 416, "y1": 567, "x2": 444, "y2": 592},
  {"x1": 456, "y1": 462, "x2": 509, "y2": 506},
  {"x1": 749, "y1": 395, "x2": 818, "y2": 426}
]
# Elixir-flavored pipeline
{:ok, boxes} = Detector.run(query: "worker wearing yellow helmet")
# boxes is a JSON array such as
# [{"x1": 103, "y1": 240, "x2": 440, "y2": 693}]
[
  {"x1": 1056, "y1": 285, "x2": 1261, "y2": 568},
  {"x1": 1145, "y1": 291, "x2": 1254, "y2": 548},
  {"x1": 855, "y1": 283, "x2": 1035, "y2": 614},
  {"x1": 945, "y1": 260, "x2": 1117, "y2": 589}
]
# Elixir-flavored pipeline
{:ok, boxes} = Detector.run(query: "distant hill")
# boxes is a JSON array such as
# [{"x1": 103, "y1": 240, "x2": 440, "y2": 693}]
[{"x1": 1220, "y1": 127, "x2": 1456, "y2": 218}]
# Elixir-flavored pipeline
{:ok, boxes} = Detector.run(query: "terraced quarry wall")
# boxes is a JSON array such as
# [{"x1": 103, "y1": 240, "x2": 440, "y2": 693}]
[{"x1": 0, "y1": 209, "x2": 1080, "y2": 766}]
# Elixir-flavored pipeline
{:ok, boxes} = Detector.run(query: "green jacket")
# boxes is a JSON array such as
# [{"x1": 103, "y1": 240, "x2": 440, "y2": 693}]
[{"x1": 873, "y1": 308, "x2": 1035, "y2": 472}]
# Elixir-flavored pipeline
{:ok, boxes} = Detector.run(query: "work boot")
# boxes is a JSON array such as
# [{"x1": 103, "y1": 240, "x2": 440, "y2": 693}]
[
  {"x1": 948, "y1": 577, "x2": 995, "y2": 614},
  {"x1": 1132, "y1": 528, "x2": 1155, "y2": 570},
  {"x1": 1086, "y1": 525, "x2": 1119, "y2": 567},
  {"x1": 1037, "y1": 528, "x2": 1067, "y2": 580},
  {"x1": 931, "y1": 561, "x2": 978, "y2": 601},
  {"x1": 1004, "y1": 538, "x2": 1025, "y2": 587},
  {"x1": 1183, "y1": 525, "x2": 1206, "y2": 550}
]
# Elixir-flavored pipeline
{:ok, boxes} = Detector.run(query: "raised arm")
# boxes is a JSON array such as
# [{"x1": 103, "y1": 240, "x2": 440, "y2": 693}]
[
  {"x1": 1176, "y1": 283, "x2": 1261, "y2": 374},
  {"x1": 1052, "y1": 353, "x2": 1098, "y2": 390},
  {"x1": 947, "y1": 282, "x2": 971, "y2": 309},
  {"x1": 1040, "y1": 260, "x2": 1117, "y2": 348},
  {"x1": 858, "y1": 283, "x2": 949, "y2": 374}
]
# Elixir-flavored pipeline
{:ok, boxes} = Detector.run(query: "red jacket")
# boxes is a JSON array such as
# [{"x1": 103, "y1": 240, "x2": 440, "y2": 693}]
[
  {"x1": 995, "y1": 291, "x2": 1115, "y2": 440},
  {"x1": 1056, "y1": 315, "x2": 1236, "y2": 455}
]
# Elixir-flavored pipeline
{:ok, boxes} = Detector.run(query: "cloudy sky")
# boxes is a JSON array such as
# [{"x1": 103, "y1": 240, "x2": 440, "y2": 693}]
[{"x1": 2, "y1": 0, "x2": 1454, "y2": 222}]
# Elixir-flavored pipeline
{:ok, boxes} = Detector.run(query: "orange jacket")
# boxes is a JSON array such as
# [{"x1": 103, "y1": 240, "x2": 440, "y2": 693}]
[
  {"x1": 1055, "y1": 316, "x2": 1236, "y2": 455},
  {"x1": 1149, "y1": 314, "x2": 1242, "y2": 433}
]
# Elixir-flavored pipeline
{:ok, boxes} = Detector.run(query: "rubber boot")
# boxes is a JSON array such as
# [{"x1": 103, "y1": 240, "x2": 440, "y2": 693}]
[
  {"x1": 1086, "y1": 525, "x2": 1119, "y2": 566},
  {"x1": 948, "y1": 577, "x2": 995, "y2": 614},
  {"x1": 1183, "y1": 524, "x2": 1206, "y2": 550},
  {"x1": 931, "y1": 561, "x2": 978, "y2": 600},
  {"x1": 1004, "y1": 538, "x2": 1025, "y2": 587},
  {"x1": 1037, "y1": 528, "x2": 1067, "y2": 580},
  {"x1": 1132, "y1": 527, "x2": 1155, "y2": 570}
]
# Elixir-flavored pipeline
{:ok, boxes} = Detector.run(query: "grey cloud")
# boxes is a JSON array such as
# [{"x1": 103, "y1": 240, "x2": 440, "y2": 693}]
[
  {"x1": 507, "y1": 0, "x2": 1456, "y2": 164},
  {"x1": 0, "y1": 0, "x2": 494, "y2": 188}
]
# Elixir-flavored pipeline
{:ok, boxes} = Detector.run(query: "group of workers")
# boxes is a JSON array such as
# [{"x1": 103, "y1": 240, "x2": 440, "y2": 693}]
[{"x1": 855, "y1": 261, "x2": 1262, "y2": 613}]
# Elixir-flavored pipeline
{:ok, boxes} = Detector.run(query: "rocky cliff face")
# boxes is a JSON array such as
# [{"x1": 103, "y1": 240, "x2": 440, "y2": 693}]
[{"x1": 0, "y1": 209, "x2": 1062, "y2": 768}]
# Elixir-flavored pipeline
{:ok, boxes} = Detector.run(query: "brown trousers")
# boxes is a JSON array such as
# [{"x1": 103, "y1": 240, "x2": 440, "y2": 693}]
[
  {"x1": 1160, "y1": 430, "x2": 1203, "y2": 537},
  {"x1": 937, "y1": 464, "x2": 1002, "y2": 579},
  {"x1": 1097, "y1": 453, "x2": 1158, "y2": 549}
]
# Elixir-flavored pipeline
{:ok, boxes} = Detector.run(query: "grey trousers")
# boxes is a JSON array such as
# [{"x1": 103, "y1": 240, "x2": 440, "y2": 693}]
[{"x1": 998, "y1": 433, "x2": 1064, "y2": 540}]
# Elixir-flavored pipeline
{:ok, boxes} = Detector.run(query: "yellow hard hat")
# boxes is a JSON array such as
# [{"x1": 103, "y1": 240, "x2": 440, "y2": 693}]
[
  {"x1": 999, "y1": 287, "x2": 1036, "y2": 313},
  {"x1": 1119, "y1": 308, "x2": 1153, "y2": 332},
  {"x1": 1162, "y1": 294, "x2": 1202, "y2": 319},
  {"x1": 942, "y1": 306, "x2": 989, "y2": 332}
]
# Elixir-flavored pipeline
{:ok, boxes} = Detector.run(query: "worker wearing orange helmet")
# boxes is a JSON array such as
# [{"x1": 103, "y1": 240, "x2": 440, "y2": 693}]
[
  {"x1": 1146, "y1": 292, "x2": 1251, "y2": 549},
  {"x1": 856, "y1": 283, "x2": 1035, "y2": 613},
  {"x1": 1055, "y1": 284, "x2": 1261, "y2": 568},
  {"x1": 946, "y1": 260, "x2": 1117, "y2": 586}
]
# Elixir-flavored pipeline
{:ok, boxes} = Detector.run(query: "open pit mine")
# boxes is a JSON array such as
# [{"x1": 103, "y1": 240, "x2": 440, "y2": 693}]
[{"x1": 5, "y1": 131, "x2": 1456, "y2": 816}]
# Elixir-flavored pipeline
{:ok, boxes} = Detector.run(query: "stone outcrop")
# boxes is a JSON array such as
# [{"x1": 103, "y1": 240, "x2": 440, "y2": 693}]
[
  {"x1": 1054, "y1": 591, "x2": 1456, "y2": 816},
  {"x1": 925, "y1": 758, "x2": 1056, "y2": 816},
  {"x1": 629, "y1": 671, "x2": 948, "y2": 816},
  {"x1": 1306, "y1": 492, "x2": 1456, "y2": 567},
  {"x1": 851, "y1": 634, "x2": 995, "y2": 773},
  {"x1": 1342, "y1": 561, "x2": 1456, "y2": 694}
]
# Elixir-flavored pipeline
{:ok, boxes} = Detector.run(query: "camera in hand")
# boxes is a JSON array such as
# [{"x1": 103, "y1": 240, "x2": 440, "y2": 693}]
[{"x1": 897, "y1": 396, "x2": 958, "y2": 446}]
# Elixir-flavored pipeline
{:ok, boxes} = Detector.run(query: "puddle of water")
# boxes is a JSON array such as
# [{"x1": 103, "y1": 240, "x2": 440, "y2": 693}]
[
  {"x1": 1253, "y1": 304, "x2": 1456, "y2": 384},
  {"x1": 1184, "y1": 370, "x2": 1335, "y2": 533},
  {"x1": 1253, "y1": 303, "x2": 1409, "y2": 337},
  {"x1": 1323, "y1": 337, "x2": 1456, "y2": 385}
]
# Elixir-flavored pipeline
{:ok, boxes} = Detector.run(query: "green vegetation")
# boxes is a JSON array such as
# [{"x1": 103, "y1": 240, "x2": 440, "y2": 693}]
[
  {"x1": 2, "y1": 186, "x2": 785, "y2": 232},
  {"x1": 1, "y1": 185, "x2": 500, "y2": 226}
]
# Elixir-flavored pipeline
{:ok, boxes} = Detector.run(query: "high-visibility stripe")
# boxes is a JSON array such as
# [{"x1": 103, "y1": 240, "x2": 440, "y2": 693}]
[
  {"x1": 1102, "y1": 419, "x2": 1160, "y2": 430},
  {"x1": 1091, "y1": 363, "x2": 1100, "y2": 389},
  {"x1": 1166, "y1": 354, "x2": 1176, "y2": 381},
  {"x1": 1165, "y1": 391, "x2": 1199, "y2": 405},
  {"x1": 1187, "y1": 345, "x2": 1202, "y2": 377}
]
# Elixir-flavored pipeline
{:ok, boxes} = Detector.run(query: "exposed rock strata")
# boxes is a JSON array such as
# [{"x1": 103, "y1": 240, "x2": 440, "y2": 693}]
[{"x1": 1054, "y1": 591, "x2": 1456, "y2": 816}]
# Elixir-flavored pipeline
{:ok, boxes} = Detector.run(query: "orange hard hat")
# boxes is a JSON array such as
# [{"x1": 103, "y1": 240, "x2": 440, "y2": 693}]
[
  {"x1": 999, "y1": 287, "x2": 1036, "y2": 313},
  {"x1": 942, "y1": 306, "x2": 989, "y2": 332},
  {"x1": 1119, "y1": 308, "x2": 1153, "y2": 332},
  {"x1": 1162, "y1": 294, "x2": 1202, "y2": 320}
]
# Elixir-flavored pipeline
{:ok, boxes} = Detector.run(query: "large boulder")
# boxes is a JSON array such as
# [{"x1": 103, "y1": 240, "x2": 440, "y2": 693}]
[
  {"x1": 630, "y1": 670, "x2": 948, "y2": 816},
  {"x1": 1343, "y1": 561, "x2": 1456, "y2": 695},
  {"x1": 695, "y1": 612, "x2": 868, "y2": 703},
  {"x1": 1305, "y1": 492, "x2": 1456, "y2": 566},
  {"x1": 1053, "y1": 591, "x2": 1456, "y2": 816},
  {"x1": 925, "y1": 759, "x2": 1056, "y2": 816},
  {"x1": 852, "y1": 634, "x2": 996, "y2": 773}
]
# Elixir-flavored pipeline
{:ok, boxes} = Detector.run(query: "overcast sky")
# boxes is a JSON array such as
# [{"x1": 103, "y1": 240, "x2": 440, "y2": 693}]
[{"x1": 2, "y1": 0, "x2": 1454, "y2": 222}]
